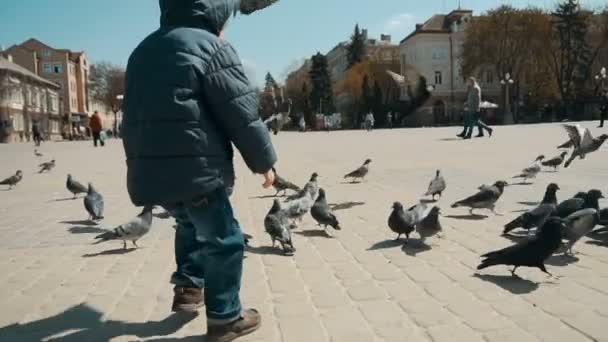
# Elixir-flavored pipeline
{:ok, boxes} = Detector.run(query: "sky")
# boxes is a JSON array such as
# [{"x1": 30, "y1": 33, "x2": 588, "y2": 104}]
[{"x1": 1, "y1": 0, "x2": 606, "y2": 86}]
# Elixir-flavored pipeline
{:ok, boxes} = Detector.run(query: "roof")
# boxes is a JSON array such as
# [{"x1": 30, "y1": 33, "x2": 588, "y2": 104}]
[
  {"x1": 0, "y1": 56, "x2": 60, "y2": 88},
  {"x1": 400, "y1": 9, "x2": 473, "y2": 44}
]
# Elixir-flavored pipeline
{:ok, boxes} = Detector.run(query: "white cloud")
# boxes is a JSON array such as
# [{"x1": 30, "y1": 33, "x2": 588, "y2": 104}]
[{"x1": 383, "y1": 13, "x2": 416, "y2": 35}]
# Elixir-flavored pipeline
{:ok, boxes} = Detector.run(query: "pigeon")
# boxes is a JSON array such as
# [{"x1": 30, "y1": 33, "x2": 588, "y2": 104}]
[
  {"x1": 34, "y1": 149, "x2": 43, "y2": 157},
  {"x1": 513, "y1": 157, "x2": 542, "y2": 183},
  {"x1": 556, "y1": 192, "x2": 588, "y2": 218},
  {"x1": 288, "y1": 172, "x2": 319, "y2": 201},
  {"x1": 310, "y1": 188, "x2": 341, "y2": 236},
  {"x1": 425, "y1": 170, "x2": 446, "y2": 201},
  {"x1": 600, "y1": 208, "x2": 608, "y2": 226},
  {"x1": 416, "y1": 206, "x2": 443, "y2": 242},
  {"x1": 38, "y1": 160, "x2": 55, "y2": 173},
  {"x1": 477, "y1": 217, "x2": 564, "y2": 277},
  {"x1": 541, "y1": 151, "x2": 569, "y2": 171},
  {"x1": 264, "y1": 199, "x2": 295, "y2": 255},
  {"x1": 84, "y1": 183, "x2": 104, "y2": 221},
  {"x1": 344, "y1": 159, "x2": 372, "y2": 183},
  {"x1": 388, "y1": 202, "x2": 417, "y2": 241},
  {"x1": 271, "y1": 167, "x2": 301, "y2": 197},
  {"x1": 451, "y1": 181, "x2": 508, "y2": 215},
  {"x1": 66, "y1": 174, "x2": 88, "y2": 199},
  {"x1": 561, "y1": 124, "x2": 608, "y2": 168},
  {"x1": 503, "y1": 183, "x2": 560, "y2": 235},
  {"x1": 240, "y1": 0, "x2": 280, "y2": 15},
  {"x1": 282, "y1": 191, "x2": 315, "y2": 226},
  {"x1": 94, "y1": 206, "x2": 154, "y2": 249},
  {"x1": 0, "y1": 170, "x2": 23, "y2": 190},
  {"x1": 562, "y1": 189, "x2": 604, "y2": 255}
]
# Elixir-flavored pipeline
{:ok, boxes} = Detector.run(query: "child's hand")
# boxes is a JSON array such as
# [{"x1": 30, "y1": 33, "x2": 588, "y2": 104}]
[{"x1": 262, "y1": 169, "x2": 275, "y2": 189}]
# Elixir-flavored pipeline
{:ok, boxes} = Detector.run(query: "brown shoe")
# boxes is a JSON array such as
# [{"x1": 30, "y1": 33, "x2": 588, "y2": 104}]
[
  {"x1": 171, "y1": 286, "x2": 203, "y2": 313},
  {"x1": 207, "y1": 308, "x2": 261, "y2": 342}
]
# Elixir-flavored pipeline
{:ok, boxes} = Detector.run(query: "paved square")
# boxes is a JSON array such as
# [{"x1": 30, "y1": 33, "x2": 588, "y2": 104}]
[{"x1": 0, "y1": 122, "x2": 607, "y2": 341}]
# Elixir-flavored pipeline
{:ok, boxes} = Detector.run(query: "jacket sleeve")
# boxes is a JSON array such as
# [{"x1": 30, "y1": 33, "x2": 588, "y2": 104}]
[{"x1": 201, "y1": 42, "x2": 277, "y2": 174}]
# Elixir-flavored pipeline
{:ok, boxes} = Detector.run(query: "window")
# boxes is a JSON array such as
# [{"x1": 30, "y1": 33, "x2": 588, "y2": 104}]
[
  {"x1": 53, "y1": 63, "x2": 63, "y2": 73},
  {"x1": 12, "y1": 113, "x2": 24, "y2": 131},
  {"x1": 486, "y1": 70, "x2": 494, "y2": 84},
  {"x1": 435, "y1": 71, "x2": 443, "y2": 85},
  {"x1": 43, "y1": 63, "x2": 53, "y2": 73},
  {"x1": 42, "y1": 49, "x2": 51, "y2": 57},
  {"x1": 432, "y1": 48, "x2": 448, "y2": 60}
]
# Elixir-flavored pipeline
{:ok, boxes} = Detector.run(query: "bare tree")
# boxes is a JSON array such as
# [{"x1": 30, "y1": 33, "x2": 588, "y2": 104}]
[{"x1": 89, "y1": 62, "x2": 125, "y2": 134}]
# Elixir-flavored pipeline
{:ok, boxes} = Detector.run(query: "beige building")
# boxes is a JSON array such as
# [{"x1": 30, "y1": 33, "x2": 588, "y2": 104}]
[
  {"x1": 0, "y1": 56, "x2": 61, "y2": 143},
  {"x1": 3, "y1": 39, "x2": 90, "y2": 137},
  {"x1": 89, "y1": 99, "x2": 118, "y2": 131},
  {"x1": 399, "y1": 9, "x2": 501, "y2": 126}
]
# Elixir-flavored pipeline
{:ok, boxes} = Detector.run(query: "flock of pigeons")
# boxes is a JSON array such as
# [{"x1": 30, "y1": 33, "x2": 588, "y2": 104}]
[
  {"x1": 0, "y1": 149, "x2": 155, "y2": 250},
  {"x1": 260, "y1": 123, "x2": 608, "y2": 279},
  {"x1": 1, "y1": 123, "x2": 606, "y2": 279}
]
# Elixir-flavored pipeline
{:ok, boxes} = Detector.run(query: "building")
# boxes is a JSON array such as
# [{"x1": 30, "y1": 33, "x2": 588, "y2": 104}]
[
  {"x1": 0, "y1": 56, "x2": 61, "y2": 143},
  {"x1": 3, "y1": 39, "x2": 90, "y2": 137},
  {"x1": 89, "y1": 99, "x2": 119, "y2": 132},
  {"x1": 399, "y1": 9, "x2": 502, "y2": 126}
]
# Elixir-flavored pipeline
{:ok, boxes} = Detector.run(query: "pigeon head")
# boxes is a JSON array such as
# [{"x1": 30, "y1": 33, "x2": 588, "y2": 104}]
[
  {"x1": 435, "y1": 170, "x2": 441, "y2": 176},
  {"x1": 392, "y1": 202, "x2": 403, "y2": 210},
  {"x1": 493, "y1": 181, "x2": 509, "y2": 190},
  {"x1": 535, "y1": 155, "x2": 545, "y2": 162},
  {"x1": 587, "y1": 189, "x2": 604, "y2": 200},
  {"x1": 547, "y1": 183, "x2": 560, "y2": 193},
  {"x1": 67, "y1": 174, "x2": 72, "y2": 179},
  {"x1": 87, "y1": 183, "x2": 95, "y2": 194},
  {"x1": 560, "y1": 151, "x2": 568, "y2": 158},
  {"x1": 317, "y1": 188, "x2": 326, "y2": 199},
  {"x1": 270, "y1": 199, "x2": 282, "y2": 212},
  {"x1": 141, "y1": 205, "x2": 155, "y2": 215},
  {"x1": 364, "y1": 159, "x2": 372, "y2": 165},
  {"x1": 428, "y1": 206, "x2": 441, "y2": 216},
  {"x1": 310, "y1": 173, "x2": 319, "y2": 181}
]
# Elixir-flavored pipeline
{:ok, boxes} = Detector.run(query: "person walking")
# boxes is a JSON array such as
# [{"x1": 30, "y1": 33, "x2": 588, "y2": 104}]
[
  {"x1": 121, "y1": 1, "x2": 279, "y2": 341},
  {"x1": 89, "y1": 111, "x2": 104, "y2": 147},
  {"x1": 365, "y1": 112, "x2": 375, "y2": 131},
  {"x1": 387, "y1": 112, "x2": 393, "y2": 128},
  {"x1": 599, "y1": 90, "x2": 607, "y2": 128},
  {"x1": 458, "y1": 77, "x2": 493, "y2": 139},
  {"x1": 31, "y1": 120, "x2": 42, "y2": 146}
]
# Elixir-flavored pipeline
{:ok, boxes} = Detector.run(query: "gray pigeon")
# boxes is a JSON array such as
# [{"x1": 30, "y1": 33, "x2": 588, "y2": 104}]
[
  {"x1": 562, "y1": 189, "x2": 604, "y2": 255},
  {"x1": 264, "y1": 199, "x2": 295, "y2": 255},
  {"x1": 84, "y1": 183, "x2": 104, "y2": 221},
  {"x1": 94, "y1": 206, "x2": 154, "y2": 249},
  {"x1": 451, "y1": 181, "x2": 508, "y2": 215},
  {"x1": 541, "y1": 151, "x2": 568, "y2": 171},
  {"x1": 513, "y1": 158, "x2": 542, "y2": 183},
  {"x1": 282, "y1": 190, "x2": 315, "y2": 226},
  {"x1": 388, "y1": 202, "x2": 416, "y2": 241},
  {"x1": 344, "y1": 159, "x2": 371, "y2": 183},
  {"x1": 38, "y1": 160, "x2": 55, "y2": 173},
  {"x1": 562, "y1": 124, "x2": 608, "y2": 168},
  {"x1": 503, "y1": 183, "x2": 560, "y2": 235},
  {"x1": 416, "y1": 206, "x2": 443, "y2": 242},
  {"x1": 0, "y1": 170, "x2": 23, "y2": 190},
  {"x1": 66, "y1": 174, "x2": 88, "y2": 199},
  {"x1": 34, "y1": 149, "x2": 43, "y2": 157},
  {"x1": 311, "y1": 189, "x2": 341, "y2": 236},
  {"x1": 271, "y1": 167, "x2": 301, "y2": 197},
  {"x1": 288, "y1": 172, "x2": 319, "y2": 201},
  {"x1": 425, "y1": 170, "x2": 446, "y2": 201}
]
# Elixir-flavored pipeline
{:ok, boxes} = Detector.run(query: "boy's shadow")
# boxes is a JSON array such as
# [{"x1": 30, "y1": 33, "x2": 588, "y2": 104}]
[{"x1": 0, "y1": 303, "x2": 197, "y2": 342}]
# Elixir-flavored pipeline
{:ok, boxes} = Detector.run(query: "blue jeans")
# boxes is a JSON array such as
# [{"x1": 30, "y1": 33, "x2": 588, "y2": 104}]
[{"x1": 163, "y1": 188, "x2": 244, "y2": 322}]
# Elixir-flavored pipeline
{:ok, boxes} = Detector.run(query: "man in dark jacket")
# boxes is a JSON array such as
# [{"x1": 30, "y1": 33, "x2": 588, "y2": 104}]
[
  {"x1": 122, "y1": 1, "x2": 279, "y2": 340},
  {"x1": 599, "y1": 90, "x2": 607, "y2": 128}
]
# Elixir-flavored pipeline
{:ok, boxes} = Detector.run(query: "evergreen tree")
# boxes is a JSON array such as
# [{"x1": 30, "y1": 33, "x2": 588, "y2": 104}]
[
  {"x1": 347, "y1": 24, "x2": 366, "y2": 68},
  {"x1": 264, "y1": 72, "x2": 278, "y2": 92},
  {"x1": 309, "y1": 52, "x2": 335, "y2": 115}
]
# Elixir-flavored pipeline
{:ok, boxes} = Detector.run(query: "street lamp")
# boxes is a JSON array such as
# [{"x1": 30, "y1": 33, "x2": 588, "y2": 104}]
[
  {"x1": 501, "y1": 73, "x2": 515, "y2": 124},
  {"x1": 595, "y1": 67, "x2": 606, "y2": 95}
]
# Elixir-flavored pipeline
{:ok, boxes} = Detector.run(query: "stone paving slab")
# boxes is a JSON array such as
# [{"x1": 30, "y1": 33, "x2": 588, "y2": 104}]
[{"x1": 0, "y1": 122, "x2": 607, "y2": 341}]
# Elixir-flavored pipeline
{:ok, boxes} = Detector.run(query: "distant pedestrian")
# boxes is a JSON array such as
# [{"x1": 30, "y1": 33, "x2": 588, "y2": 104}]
[
  {"x1": 299, "y1": 116, "x2": 306, "y2": 132},
  {"x1": 365, "y1": 112, "x2": 375, "y2": 131},
  {"x1": 458, "y1": 77, "x2": 493, "y2": 139},
  {"x1": 599, "y1": 91, "x2": 607, "y2": 128},
  {"x1": 387, "y1": 112, "x2": 393, "y2": 128},
  {"x1": 89, "y1": 111, "x2": 104, "y2": 147},
  {"x1": 32, "y1": 120, "x2": 42, "y2": 146}
]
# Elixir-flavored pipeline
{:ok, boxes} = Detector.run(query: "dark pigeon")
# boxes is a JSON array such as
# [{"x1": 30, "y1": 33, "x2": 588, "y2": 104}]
[
  {"x1": 477, "y1": 217, "x2": 564, "y2": 277},
  {"x1": 541, "y1": 152, "x2": 568, "y2": 171},
  {"x1": 556, "y1": 192, "x2": 587, "y2": 218},
  {"x1": 39, "y1": 160, "x2": 55, "y2": 173},
  {"x1": 311, "y1": 188, "x2": 341, "y2": 236},
  {"x1": 94, "y1": 206, "x2": 154, "y2": 249},
  {"x1": 388, "y1": 202, "x2": 416, "y2": 241},
  {"x1": 451, "y1": 181, "x2": 508, "y2": 215},
  {"x1": 503, "y1": 183, "x2": 560, "y2": 235},
  {"x1": 264, "y1": 199, "x2": 295, "y2": 255},
  {"x1": 0, "y1": 170, "x2": 23, "y2": 190},
  {"x1": 344, "y1": 159, "x2": 372, "y2": 183},
  {"x1": 84, "y1": 183, "x2": 104, "y2": 221},
  {"x1": 416, "y1": 206, "x2": 443, "y2": 242},
  {"x1": 66, "y1": 174, "x2": 88, "y2": 199}
]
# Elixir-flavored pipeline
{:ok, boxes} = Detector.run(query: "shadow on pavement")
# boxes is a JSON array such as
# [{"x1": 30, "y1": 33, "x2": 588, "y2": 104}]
[
  {"x1": 245, "y1": 245, "x2": 285, "y2": 256},
  {"x1": 444, "y1": 214, "x2": 488, "y2": 221},
  {"x1": 329, "y1": 201, "x2": 365, "y2": 211},
  {"x1": 420, "y1": 199, "x2": 438, "y2": 204},
  {"x1": 60, "y1": 220, "x2": 98, "y2": 226},
  {"x1": 50, "y1": 197, "x2": 79, "y2": 202},
  {"x1": 0, "y1": 303, "x2": 197, "y2": 341},
  {"x1": 68, "y1": 226, "x2": 106, "y2": 234},
  {"x1": 510, "y1": 182, "x2": 534, "y2": 186},
  {"x1": 340, "y1": 181, "x2": 363, "y2": 185},
  {"x1": 402, "y1": 240, "x2": 432, "y2": 256},
  {"x1": 546, "y1": 254, "x2": 579, "y2": 266},
  {"x1": 501, "y1": 232, "x2": 532, "y2": 244},
  {"x1": 438, "y1": 138, "x2": 462, "y2": 141},
  {"x1": 510, "y1": 209, "x2": 529, "y2": 213},
  {"x1": 517, "y1": 201, "x2": 540, "y2": 206},
  {"x1": 249, "y1": 194, "x2": 279, "y2": 200},
  {"x1": 368, "y1": 239, "x2": 405, "y2": 251},
  {"x1": 294, "y1": 230, "x2": 332, "y2": 238},
  {"x1": 473, "y1": 274, "x2": 539, "y2": 294},
  {"x1": 82, "y1": 248, "x2": 137, "y2": 258}
]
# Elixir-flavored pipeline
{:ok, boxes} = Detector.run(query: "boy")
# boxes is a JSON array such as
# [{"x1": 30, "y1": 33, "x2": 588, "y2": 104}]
[{"x1": 122, "y1": 1, "x2": 279, "y2": 341}]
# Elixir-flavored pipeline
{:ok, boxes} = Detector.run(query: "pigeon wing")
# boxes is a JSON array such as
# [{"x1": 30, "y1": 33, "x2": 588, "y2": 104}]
[
  {"x1": 562, "y1": 124, "x2": 583, "y2": 149},
  {"x1": 580, "y1": 128, "x2": 594, "y2": 150}
]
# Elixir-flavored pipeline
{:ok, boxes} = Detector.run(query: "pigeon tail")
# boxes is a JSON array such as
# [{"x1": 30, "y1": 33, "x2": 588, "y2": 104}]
[
  {"x1": 477, "y1": 258, "x2": 501, "y2": 270},
  {"x1": 503, "y1": 217, "x2": 523, "y2": 234},
  {"x1": 93, "y1": 230, "x2": 116, "y2": 243},
  {"x1": 451, "y1": 202, "x2": 463, "y2": 208}
]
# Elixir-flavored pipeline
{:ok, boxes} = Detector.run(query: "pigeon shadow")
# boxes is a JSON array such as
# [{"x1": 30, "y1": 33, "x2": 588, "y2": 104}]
[
  {"x1": 438, "y1": 138, "x2": 462, "y2": 141},
  {"x1": 329, "y1": 201, "x2": 366, "y2": 211},
  {"x1": 0, "y1": 303, "x2": 197, "y2": 342},
  {"x1": 587, "y1": 227, "x2": 608, "y2": 244},
  {"x1": 68, "y1": 226, "x2": 106, "y2": 234},
  {"x1": 60, "y1": 220, "x2": 98, "y2": 226},
  {"x1": 402, "y1": 240, "x2": 432, "y2": 256},
  {"x1": 50, "y1": 197, "x2": 79, "y2": 202},
  {"x1": 502, "y1": 232, "x2": 533, "y2": 243},
  {"x1": 444, "y1": 214, "x2": 488, "y2": 221},
  {"x1": 245, "y1": 245, "x2": 285, "y2": 256},
  {"x1": 0, "y1": 188, "x2": 13, "y2": 192},
  {"x1": 249, "y1": 194, "x2": 280, "y2": 200},
  {"x1": 340, "y1": 181, "x2": 363, "y2": 185},
  {"x1": 420, "y1": 199, "x2": 438, "y2": 204},
  {"x1": 295, "y1": 230, "x2": 332, "y2": 238},
  {"x1": 368, "y1": 239, "x2": 405, "y2": 251},
  {"x1": 82, "y1": 248, "x2": 137, "y2": 258},
  {"x1": 473, "y1": 274, "x2": 539, "y2": 294},
  {"x1": 546, "y1": 254, "x2": 579, "y2": 266},
  {"x1": 510, "y1": 182, "x2": 534, "y2": 186},
  {"x1": 511, "y1": 209, "x2": 530, "y2": 213},
  {"x1": 154, "y1": 212, "x2": 172, "y2": 219},
  {"x1": 517, "y1": 201, "x2": 540, "y2": 206},
  {"x1": 541, "y1": 170, "x2": 559, "y2": 173}
]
